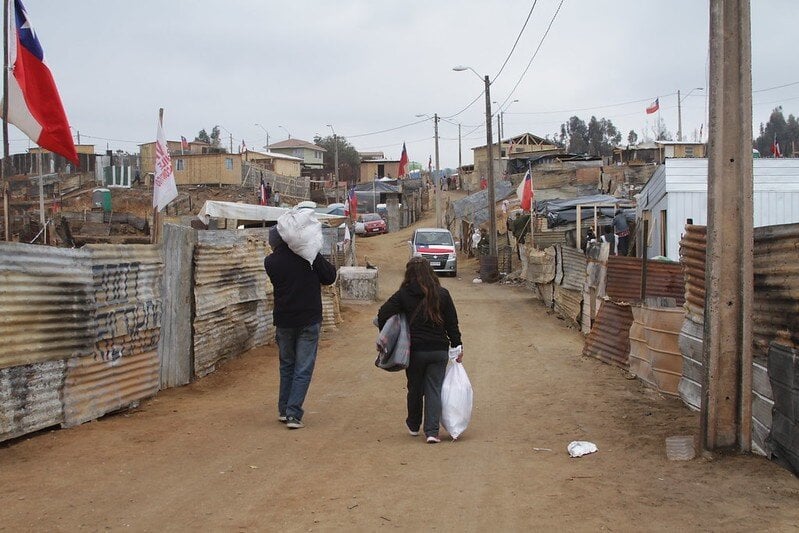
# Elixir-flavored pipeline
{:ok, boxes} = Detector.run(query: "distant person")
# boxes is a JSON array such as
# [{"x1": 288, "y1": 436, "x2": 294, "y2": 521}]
[
  {"x1": 512, "y1": 211, "x2": 531, "y2": 278},
  {"x1": 377, "y1": 257, "x2": 463, "y2": 443},
  {"x1": 264, "y1": 227, "x2": 338, "y2": 429},
  {"x1": 480, "y1": 176, "x2": 487, "y2": 190},
  {"x1": 613, "y1": 208, "x2": 630, "y2": 256},
  {"x1": 600, "y1": 225, "x2": 617, "y2": 255},
  {"x1": 584, "y1": 227, "x2": 597, "y2": 254},
  {"x1": 265, "y1": 182, "x2": 273, "y2": 205},
  {"x1": 470, "y1": 227, "x2": 481, "y2": 258},
  {"x1": 273, "y1": 191, "x2": 281, "y2": 206}
]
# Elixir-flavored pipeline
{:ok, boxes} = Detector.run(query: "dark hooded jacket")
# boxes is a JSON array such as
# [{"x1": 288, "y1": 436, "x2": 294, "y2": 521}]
[
  {"x1": 377, "y1": 282, "x2": 461, "y2": 351},
  {"x1": 264, "y1": 227, "x2": 337, "y2": 328}
]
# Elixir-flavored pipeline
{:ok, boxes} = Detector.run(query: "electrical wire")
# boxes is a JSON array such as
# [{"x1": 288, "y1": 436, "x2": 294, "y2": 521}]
[
  {"x1": 496, "y1": 0, "x2": 565, "y2": 111},
  {"x1": 344, "y1": 118, "x2": 430, "y2": 139},
  {"x1": 492, "y1": 0, "x2": 539, "y2": 83},
  {"x1": 753, "y1": 80, "x2": 799, "y2": 93}
]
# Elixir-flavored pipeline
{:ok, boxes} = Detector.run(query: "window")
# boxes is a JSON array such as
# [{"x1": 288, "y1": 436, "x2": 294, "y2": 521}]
[
  {"x1": 225, "y1": 158, "x2": 233, "y2": 170},
  {"x1": 684, "y1": 146, "x2": 694, "y2": 157},
  {"x1": 175, "y1": 159, "x2": 185, "y2": 171}
]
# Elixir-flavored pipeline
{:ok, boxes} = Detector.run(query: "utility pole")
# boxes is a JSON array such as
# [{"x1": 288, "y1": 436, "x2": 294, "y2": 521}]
[
  {"x1": 484, "y1": 75, "x2": 497, "y2": 260},
  {"x1": 458, "y1": 123, "x2": 462, "y2": 190},
  {"x1": 677, "y1": 89, "x2": 683, "y2": 142},
  {"x1": 229, "y1": 133, "x2": 233, "y2": 154},
  {"x1": 434, "y1": 113, "x2": 440, "y2": 228},
  {"x1": 702, "y1": 0, "x2": 753, "y2": 453},
  {"x1": 333, "y1": 133, "x2": 339, "y2": 203},
  {"x1": 497, "y1": 113, "x2": 502, "y2": 158}
]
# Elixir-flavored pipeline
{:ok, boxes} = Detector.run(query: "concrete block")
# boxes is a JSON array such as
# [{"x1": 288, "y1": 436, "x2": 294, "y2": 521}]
[{"x1": 339, "y1": 266, "x2": 378, "y2": 302}]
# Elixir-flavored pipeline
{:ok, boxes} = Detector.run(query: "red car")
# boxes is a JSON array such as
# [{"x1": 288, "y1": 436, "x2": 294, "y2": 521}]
[{"x1": 356, "y1": 213, "x2": 387, "y2": 236}]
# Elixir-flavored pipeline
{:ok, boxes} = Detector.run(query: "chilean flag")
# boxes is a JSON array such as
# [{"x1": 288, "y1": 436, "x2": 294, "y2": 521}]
[
  {"x1": 2, "y1": 0, "x2": 78, "y2": 165},
  {"x1": 398, "y1": 142, "x2": 409, "y2": 177},
  {"x1": 645, "y1": 98, "x2": 660, "y2": 115},
  {"x1": 345, "y1": 187, "x2": 357, "y2": 219},
  {"x1": 516, "y1": 168, "x2": 533, "y2": 211}
]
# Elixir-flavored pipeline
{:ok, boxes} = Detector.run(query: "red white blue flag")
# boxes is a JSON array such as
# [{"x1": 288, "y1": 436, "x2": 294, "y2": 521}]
[
  {"x1": 398, "y1": 142, "x2": 408, "y2": 177},
  {"x1": 646, "y1": 98, "x2": 660, "y2": 114},
  {"x1": 345, "y1": 187, "x2": 357, "y2": 219},
  {"x1": 516, "y1": 168, "x2": 534, "y2": 211},
  {"x1": 2, "y1": 0, "x2": 78, "y2": 164}
]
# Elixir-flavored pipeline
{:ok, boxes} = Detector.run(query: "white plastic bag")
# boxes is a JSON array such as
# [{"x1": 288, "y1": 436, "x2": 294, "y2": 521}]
[
  {"x1": 276, "y1": 208, "x2": 323, "y2": 265},
  {"x1": 441, "y1": 346, "x2": 472, "y2": 440},
  {"x1": 567, "y1": 441, "x2": 598, "y2": 458}
]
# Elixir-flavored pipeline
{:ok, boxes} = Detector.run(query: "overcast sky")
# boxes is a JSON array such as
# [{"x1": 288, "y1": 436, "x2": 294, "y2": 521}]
[{"x1": 6, "y1": 0, "x2": 798, "y2": 168}]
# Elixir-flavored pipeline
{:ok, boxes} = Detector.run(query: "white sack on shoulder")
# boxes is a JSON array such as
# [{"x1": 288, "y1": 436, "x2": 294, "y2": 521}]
[
  {"x1": 277, "y1": 208, "x2": 323, "y2": 265},
  {"x1": 441, "y1": 346, "x2": 472, "y2": 440}
]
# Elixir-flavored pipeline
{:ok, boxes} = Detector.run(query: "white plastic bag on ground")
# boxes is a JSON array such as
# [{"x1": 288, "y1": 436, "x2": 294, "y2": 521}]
[
  {"x1": 441, "y1": 346, "x2": 472, "y2": 440},
  {"x1": 277, "y1": 208, "x2": 323, "y2": 265},
  {"x1": 567, "y1": 441, "x2": 598, "y2": 457}
]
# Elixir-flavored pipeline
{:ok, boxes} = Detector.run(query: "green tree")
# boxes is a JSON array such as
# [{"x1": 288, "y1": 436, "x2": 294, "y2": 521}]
[
  {"x1": 754, "y1": 107, "x2": 799, "y2": 157},
  {"x1": 313, "y1": 134, "x2": 361, "y2": 184},
  {"x1": 627, "y1": 130, "x2": 638, "y2": 145},
  {"x1": 560, "y1": 115, "x2": 620, "y2": 156},
  {"x1": 650, "y1": 117, "x2": 672, "y2": 141},
  {"x1": 562, "y1": 116, "x2": 589, "y2": 154},
  {"x1": 196, "y1": 128, "x2": 210, "y2": 143}
]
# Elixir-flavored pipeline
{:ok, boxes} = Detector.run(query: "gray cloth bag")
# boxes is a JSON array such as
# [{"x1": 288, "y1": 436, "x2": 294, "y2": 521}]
[{"x1": 375, "y1": 314, "x2": 410, "y2": 371}]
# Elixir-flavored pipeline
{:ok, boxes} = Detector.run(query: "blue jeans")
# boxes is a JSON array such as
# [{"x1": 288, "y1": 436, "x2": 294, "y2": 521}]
[{"x1": 275, "y1": 322, "x2": 321, "y2": 420}]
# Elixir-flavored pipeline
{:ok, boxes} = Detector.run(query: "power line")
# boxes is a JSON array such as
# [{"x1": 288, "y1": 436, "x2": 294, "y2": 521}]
[
  {"x1": 496, "y1": 0, "x2": 565, "y2": 111},
  {"x1": 443, "y1": 90, "x2": 485, "y2": 120},
  {"x1": 344, "y1": 118, "x2": 429, "y2": 139},
  {"x1": 492, "y1": 0, "x2": 539, "y2": 83},
  {"x1": 753, "y1": 80, "x2": 799, "y2": 93},
  {"x1": 506, "y1": 93, "x2": 678, "y2": 116}
]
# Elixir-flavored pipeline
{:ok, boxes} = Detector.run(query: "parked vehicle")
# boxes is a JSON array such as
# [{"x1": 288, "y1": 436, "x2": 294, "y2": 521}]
[
  {"x1": 355, "y1": 212, "x2": 387, "y2": 236},
  {"x1": 408, "y1": 227, "x2": 458, "y2": 276}
]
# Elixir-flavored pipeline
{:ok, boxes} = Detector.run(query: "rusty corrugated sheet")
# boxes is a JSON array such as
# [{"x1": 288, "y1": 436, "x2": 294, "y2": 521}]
[
  {"x1": 0, "y1": 242, "x2": 95, "y2": 370},
  {"x1": 628, "y1": 306, "x2": 655, "y2": 387},
  {"x1": 605, "y1": 256, "x2": 685, "y2": 305},
  {"x1": 642, "y1": 306, "x2": 684, "y2": 397},
  {"x1": 753, "y1": 223, "x2": 799, "y2": 358},
  {"x1": 560, "y1": 245, "x2": 587, "y2": 292},
  {"x1": 582, "y1": 299, "x2": 633, "y2": 369},
  {"x1": 532, "y1": 229, "x2": 569, "y2": 250},
  {"x1": 679, "y1": 224, "x2": 706, "y2": 323},
  {"x1": 321, "y1": 284, "x2": 341, "y2": 331},
  {"x1": 0, "y1": 360, "x2": 66, "y2": 442},
  {"x1": 553, "y1": 285, "x2": 582, "y2": 326},
  {"x1": 193, "y1": 230, "x2": 273, "y2": 378},
  {"x1": 62, "y1": 245, "x2": 163, "y2": 426}
]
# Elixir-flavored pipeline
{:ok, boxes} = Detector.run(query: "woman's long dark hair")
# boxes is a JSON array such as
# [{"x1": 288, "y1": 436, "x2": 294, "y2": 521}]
[{"x1": 401, "y1": 257, "x2": 443, "y2": 325}]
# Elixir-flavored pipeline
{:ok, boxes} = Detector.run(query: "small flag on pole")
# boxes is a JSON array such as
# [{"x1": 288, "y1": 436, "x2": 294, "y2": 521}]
[
  {"x1": 646, "y1": 98, "x2": 660, "y2": 114},
  {"x1": 516, "y1": 168, "x2": 534, "y2": 211},
  {"x1": 259, "y1": 177, "x2": 267, "y2": 205},
  {"x1": 153, "y1": 110, "x2": 178, "y2": 212},
  {"x1": 180, "y1": 135, "x2": 189, "y2": 151},
  {"x1": 771, "y1": 134, "x2": 782, "y2": 158},
  {"x1": 398, "y1": 142, "x2": 409, "y2": 177},
  {"x1": 2, "y1": 0, "x2": 78, "y2": 165}
]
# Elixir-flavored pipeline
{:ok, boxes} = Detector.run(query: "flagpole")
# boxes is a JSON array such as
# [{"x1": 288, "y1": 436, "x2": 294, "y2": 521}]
[
  {"x1": 37, "y1": 149, "x2": 45, "y2": 243},
  {"x1": 3, "y1": 0, "x2": 10, "y2": 241},
  {"x1": 152, "y1": 108, "x2": 164, "y2": 244}
]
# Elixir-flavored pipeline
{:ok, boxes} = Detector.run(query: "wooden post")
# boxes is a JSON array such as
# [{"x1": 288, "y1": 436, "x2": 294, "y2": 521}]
[
  {"x1": 701, "y1": 0, "x2": 754, "y2": 453},
  {"x1": 576, "y1": 205, "x2": 582, "y2": 249},
  {"x1": 641, "y1": 219, "x2": 649, "y2": 300},
  {"x1": 158, "y1": 223, "x2": 196, "y2": 388}
]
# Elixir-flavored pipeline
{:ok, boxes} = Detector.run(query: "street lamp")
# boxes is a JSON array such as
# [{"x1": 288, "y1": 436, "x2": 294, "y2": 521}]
[
  {"x1": 326, "y1": 124, "x2": 340, "y2": 203},
  {"x1": 453, "y1": 65, "x2": 498, "y2": 277},
  {"x1": 254, "y1": 123, "x2": 270, "y2": 150},
  {"x1": 415, "y1": 113, "x2": 441, "y2": 227},
  {"x1": 278, "y1": 125, "x2": 291, "y2": 139},
  {"x1": 677, "y1": 87, "x2": 704, "y2": 141}
]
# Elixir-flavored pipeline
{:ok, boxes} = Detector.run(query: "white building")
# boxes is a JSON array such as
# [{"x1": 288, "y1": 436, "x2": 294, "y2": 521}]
[{"x1": 637, "y1": 158, "x2": 799, "y2": 260}]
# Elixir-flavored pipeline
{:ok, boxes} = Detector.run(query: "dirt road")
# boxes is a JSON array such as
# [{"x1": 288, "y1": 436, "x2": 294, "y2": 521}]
[{"x1": 1, "y1": 206, "x2": 797, "y2": 532}]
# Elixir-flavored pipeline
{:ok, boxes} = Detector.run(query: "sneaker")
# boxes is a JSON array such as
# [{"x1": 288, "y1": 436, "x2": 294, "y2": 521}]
[
  {"x1": 286, "y1": 417, "x2": 304, "y2": 429},
  {"x1": 426, "y1": 435, "x2": 441, "y2": 444},
  {"x1": 278, "y1": 415, "x2": 288, "y2": 423},
  {"x1": 407, "y1": 426, "x2": 419, "y2": 437}
]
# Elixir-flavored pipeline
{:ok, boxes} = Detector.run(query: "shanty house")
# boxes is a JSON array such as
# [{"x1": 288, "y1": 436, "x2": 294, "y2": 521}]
[
  {"x1": 637, "y1": 158, "x2": 799, "y2": 260},
  {"x1": 140, "y1": 141, "x2": 242, "y2": 186}
]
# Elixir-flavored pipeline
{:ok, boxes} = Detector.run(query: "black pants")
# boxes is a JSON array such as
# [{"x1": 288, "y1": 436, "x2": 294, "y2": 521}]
[{"x1": 405, "y1": 349, "x2": 448, "y2": 437}]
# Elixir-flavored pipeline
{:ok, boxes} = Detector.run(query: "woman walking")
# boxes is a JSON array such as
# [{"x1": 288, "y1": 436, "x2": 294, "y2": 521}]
[{"x1": 377, "y1": 257, "x2": 463, "y2": 443}]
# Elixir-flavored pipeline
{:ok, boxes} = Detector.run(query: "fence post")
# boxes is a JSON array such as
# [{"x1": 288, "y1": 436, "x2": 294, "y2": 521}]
[{"x1": 158, "y1": 223, "x2": 197, "y2": 389}]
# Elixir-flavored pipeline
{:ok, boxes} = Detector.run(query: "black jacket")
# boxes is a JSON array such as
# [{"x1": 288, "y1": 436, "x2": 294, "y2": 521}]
[
  {"x1": 264, "y1": 242, "x2": 337, "y2": 328},
  {"x1": 377, "y1": 282, "x2": 461, "y2": 351}
]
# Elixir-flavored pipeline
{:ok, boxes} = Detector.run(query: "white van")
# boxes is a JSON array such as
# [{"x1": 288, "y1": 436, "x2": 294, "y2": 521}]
[{"x1": 408, "y1": 227, "x2": 458, "y2": 276}]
